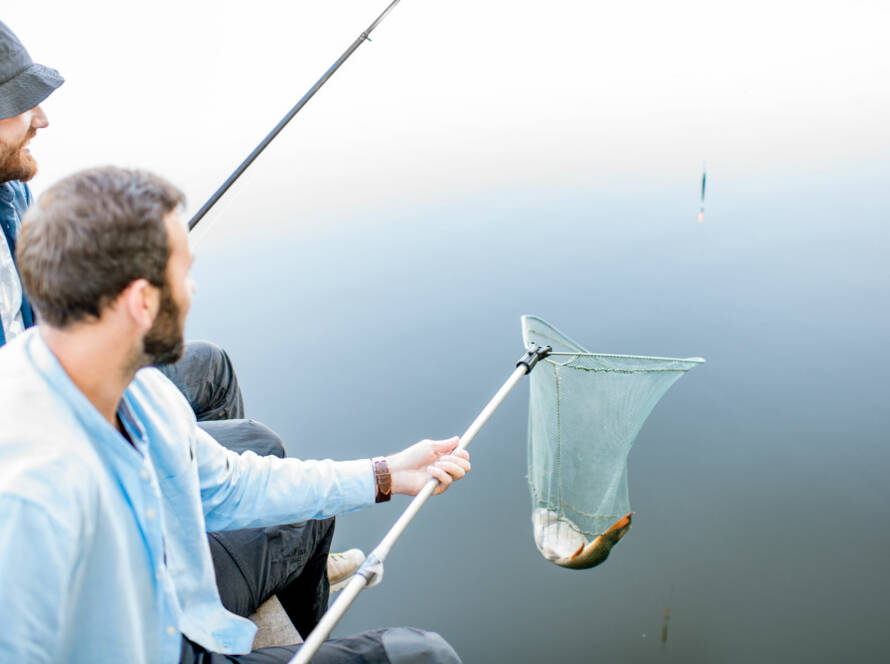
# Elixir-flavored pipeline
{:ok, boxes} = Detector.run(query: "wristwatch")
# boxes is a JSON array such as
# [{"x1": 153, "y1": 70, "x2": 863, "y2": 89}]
[{"x1": 372, "y1": 456, "x2": 392, "y2": 503}]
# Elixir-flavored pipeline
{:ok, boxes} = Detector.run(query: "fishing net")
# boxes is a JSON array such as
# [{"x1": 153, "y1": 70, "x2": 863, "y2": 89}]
[{"x1": 522, "y1": 315, "x2": 703, "y2": 569}]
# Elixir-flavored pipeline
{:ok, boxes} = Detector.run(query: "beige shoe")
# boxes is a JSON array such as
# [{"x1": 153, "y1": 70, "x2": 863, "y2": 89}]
[{"x1": 327, "y1": 548, "x2": 365, "y2": 592}]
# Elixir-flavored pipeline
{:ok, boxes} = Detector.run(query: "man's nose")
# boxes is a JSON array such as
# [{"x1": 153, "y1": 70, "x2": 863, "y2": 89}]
[{"x1": 30, "y1": 105, "x2": 49, "y2": 129}]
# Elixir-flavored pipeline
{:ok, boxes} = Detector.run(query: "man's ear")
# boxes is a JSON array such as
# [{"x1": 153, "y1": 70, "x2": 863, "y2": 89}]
[{"x1": 115, "y1": 279, "x2": 160, "y2": 331}]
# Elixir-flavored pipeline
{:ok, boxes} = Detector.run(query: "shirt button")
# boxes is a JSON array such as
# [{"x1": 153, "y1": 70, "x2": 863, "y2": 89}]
[
  {"x1": 166, "y1": 625, "x2": 176, "y2": 636},
  {"x1": 146, "y1": 508, "x2": 156, "y2": 519},
  {"x1": 140, "y1": 469, "x2": 150, "y2": 480}
]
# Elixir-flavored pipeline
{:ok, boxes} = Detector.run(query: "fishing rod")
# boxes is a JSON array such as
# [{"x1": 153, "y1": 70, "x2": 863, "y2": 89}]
[
  {"x1": 289, "y1": 344, "x2": 552, "y2": 664},
  {"x1": 188, "y1": 0, "x2": 404, "y2": 232}
]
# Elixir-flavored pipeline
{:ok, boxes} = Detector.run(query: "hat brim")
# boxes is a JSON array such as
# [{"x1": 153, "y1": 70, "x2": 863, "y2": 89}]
[{"x1": 0, "y1": 63, "x2": 64, "y2": 120}]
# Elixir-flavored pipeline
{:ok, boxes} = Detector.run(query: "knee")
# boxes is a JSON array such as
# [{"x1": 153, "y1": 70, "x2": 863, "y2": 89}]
[
  {"x1": 244, "y1": 419, "x2": 286, "y2": 458},
  {"x1": 185, "y1": 340, "x2": 234, "y2": 372},
  {"x1": 381, "y1": 627, "x2": 461, "y2": 664}
]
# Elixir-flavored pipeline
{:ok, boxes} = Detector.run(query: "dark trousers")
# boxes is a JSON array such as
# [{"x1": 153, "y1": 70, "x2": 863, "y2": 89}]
[
  {"x1": 199, "y1": 420, "x2": 331, "y2": 636},
  {"x1": 208, "y1": 510, "x2": 332, "y2": 638},
  {"x1": 180, "y1": 627, "x2": 461, "y2": 663},
  {"x1": 162, "y1": 342, "x2": 462, "y2": 663},
  {"x1": 160, "y1": 342, "x2": 329, "y2": 631},
  {"x1": 158, "y1": 340, "x2": 246, "y2": 421}
]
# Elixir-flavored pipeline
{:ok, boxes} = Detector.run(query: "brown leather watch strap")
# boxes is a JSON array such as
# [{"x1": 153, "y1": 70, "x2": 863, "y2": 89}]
[{"x1": 372, "y1": 456, "x2": 392, "y2": 503}]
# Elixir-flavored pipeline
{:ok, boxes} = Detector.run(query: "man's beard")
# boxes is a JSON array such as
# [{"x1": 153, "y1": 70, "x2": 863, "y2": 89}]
[
  {"x1": 144, "y1": 284, "x2": 185, "y2": 367},
  {"x1": 0, "y1": 128, "x2": 38, "y2": 183}
]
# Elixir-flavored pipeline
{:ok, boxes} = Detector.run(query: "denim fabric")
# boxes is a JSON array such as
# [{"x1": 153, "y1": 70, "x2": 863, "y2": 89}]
[
  {"x1": 158, "y1": 340, "x2": 245, "y2": 421},
  {"x1": 0, "y1": 180, "x2": 34, "y2": 346}
]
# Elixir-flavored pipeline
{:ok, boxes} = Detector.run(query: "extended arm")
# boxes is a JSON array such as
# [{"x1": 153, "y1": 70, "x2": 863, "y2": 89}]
[{"x1": 196, "y1": 429, "x2": 470, "y2": 532}]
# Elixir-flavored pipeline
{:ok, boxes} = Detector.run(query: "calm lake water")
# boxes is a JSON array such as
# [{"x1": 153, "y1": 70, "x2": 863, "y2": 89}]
[{"x1": 187, "y1": 161, "x2": 889, "y2": 662}]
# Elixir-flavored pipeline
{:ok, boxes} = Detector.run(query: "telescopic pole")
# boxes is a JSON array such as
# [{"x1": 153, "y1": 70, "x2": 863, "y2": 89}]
[
  {"x1": 288, "y1": 344, "x2": 552, "y2": 664},
  {"x1": 188, "y1": 0, "x2": 405, "y2": 232}
]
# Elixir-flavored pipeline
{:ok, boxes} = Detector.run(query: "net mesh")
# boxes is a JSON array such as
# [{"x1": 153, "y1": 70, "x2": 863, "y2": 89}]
[{"x1": 522, "y1": 315, "x2": 703, "y2": 569}]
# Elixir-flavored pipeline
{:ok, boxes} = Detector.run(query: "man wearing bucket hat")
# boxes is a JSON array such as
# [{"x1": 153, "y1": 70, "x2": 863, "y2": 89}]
[
  {"x1": 0, "y1": 20, "x2": 254, "y2": 442},
  {"x1": 0, "y1": 20, "x2": 61, "y2": 346},
  {"x1": 0, "y1": 20, "x2": 365, "y2": 643}
]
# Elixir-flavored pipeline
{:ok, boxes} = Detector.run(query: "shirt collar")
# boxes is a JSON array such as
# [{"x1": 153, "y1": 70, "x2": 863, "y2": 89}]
[{"x1": 25, "y1": 327, "x2": 146, "y2": 461}]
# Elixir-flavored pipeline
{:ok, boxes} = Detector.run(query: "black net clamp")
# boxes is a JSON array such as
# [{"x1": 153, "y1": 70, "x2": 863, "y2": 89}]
[{"x1": 517, "y1": 344, "x2": 552, "y2": 374}]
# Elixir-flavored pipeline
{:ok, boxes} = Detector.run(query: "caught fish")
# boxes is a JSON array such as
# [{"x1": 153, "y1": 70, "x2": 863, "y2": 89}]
[{"x1": 532, "y1": 508, "x2": 632, "y2": 569}]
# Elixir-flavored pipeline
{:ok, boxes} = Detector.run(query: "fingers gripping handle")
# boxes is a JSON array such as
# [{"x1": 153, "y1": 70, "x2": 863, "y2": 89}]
[{"x1": 290, "y1": 348, "x2": 549, "y2": 663}]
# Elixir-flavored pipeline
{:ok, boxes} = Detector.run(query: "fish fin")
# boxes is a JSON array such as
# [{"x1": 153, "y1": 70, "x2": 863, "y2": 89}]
[{"x1": 568, "y1": 541, "x2": 586, "y2": 561}]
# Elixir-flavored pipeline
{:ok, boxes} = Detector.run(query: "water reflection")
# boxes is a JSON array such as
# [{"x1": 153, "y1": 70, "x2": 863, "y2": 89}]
[{"x1": 187, "y1": 167, "x2": 890, "y2": 662}]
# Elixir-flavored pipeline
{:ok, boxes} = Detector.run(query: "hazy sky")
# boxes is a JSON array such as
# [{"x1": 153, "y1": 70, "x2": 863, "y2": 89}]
[{"x1": 5, "y1": 0, "x2": 889, "y2": 234}]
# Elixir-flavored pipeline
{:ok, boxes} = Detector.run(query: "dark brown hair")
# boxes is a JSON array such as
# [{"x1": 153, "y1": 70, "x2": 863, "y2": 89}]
[{"x1": 17, "y1": 166, "x2": 185, "y2": 328}]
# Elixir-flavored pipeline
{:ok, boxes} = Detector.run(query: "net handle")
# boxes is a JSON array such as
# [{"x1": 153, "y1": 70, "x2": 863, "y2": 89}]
[{"x1": 289, "y1": 345, "x2": 550, "y2": 663}]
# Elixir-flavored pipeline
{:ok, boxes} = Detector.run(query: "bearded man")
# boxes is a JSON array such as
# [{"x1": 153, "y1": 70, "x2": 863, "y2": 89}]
[
  {"x1": 0, "y1": 20, "x2": 253, "y2": 444},
  {"x1": 0, "y1": 20, "x2": 366, "y2": 639},
  {"x1": 0, "y1": 166, "x2": 469, "y2": 663},
  {"x1": 0, "y1": 22, "x2": 54, "y2": 344}
]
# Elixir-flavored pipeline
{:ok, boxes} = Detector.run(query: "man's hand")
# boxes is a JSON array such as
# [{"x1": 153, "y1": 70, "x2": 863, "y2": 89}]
[{"x1": 386, "y1": 436, "x2": 471, "y2": 496}]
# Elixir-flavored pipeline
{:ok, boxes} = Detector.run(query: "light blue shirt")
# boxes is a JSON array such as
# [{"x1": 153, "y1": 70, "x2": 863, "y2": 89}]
[{"x1": 0, "y1": 329, "x2": 375, "y2": 663}]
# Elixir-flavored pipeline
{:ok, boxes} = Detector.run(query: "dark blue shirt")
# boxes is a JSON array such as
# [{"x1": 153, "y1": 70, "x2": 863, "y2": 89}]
[{"x1": 0, "y1": 180, "x2": 35, "y2": 345}]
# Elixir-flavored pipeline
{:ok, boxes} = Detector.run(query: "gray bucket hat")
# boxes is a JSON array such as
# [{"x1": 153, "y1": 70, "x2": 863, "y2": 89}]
[{"x1": 0, "y1": 21, "x2": 64, "y2": 120}]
